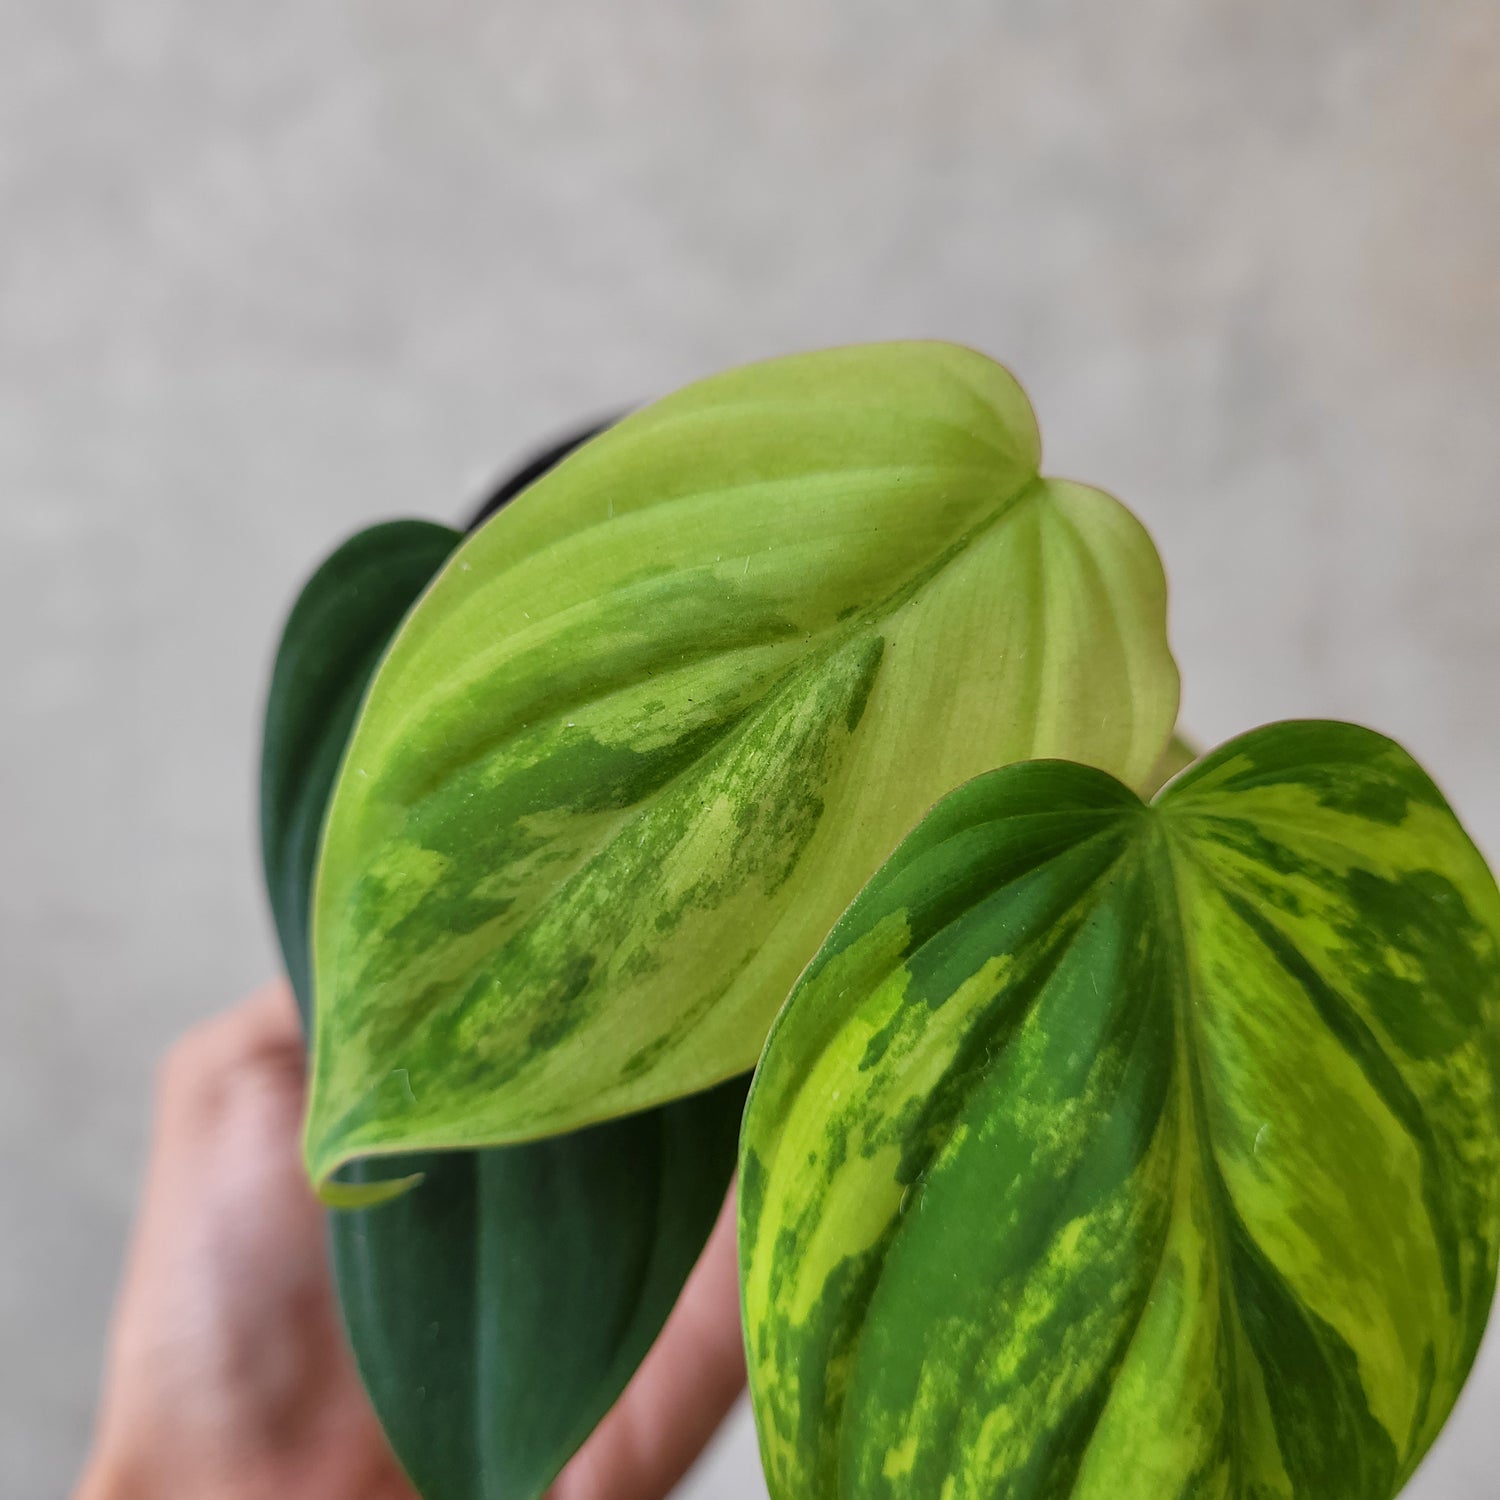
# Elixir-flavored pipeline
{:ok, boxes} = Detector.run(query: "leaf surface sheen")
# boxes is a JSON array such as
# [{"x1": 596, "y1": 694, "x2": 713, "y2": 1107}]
[
  {"x1": 305, "y1": 342, "x2": 1180, "y2": 1184},
  {"x1": 740, "y1": 721, "x2": 1500, "y2": 1500}
]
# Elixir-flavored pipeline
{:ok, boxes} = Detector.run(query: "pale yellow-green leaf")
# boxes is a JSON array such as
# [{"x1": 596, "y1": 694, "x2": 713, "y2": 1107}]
[{"x1": 304, "y1": 342, "x2": 1179, "y2": 1187}]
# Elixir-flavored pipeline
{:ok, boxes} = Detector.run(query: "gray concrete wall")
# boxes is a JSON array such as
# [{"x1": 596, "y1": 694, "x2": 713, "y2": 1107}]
[{"x1": 2, "y1": 3, "x2": 1497, "y2": 1495}]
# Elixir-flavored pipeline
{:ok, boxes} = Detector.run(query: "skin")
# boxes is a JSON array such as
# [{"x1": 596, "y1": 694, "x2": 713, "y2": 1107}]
[{"x1": 75, "y1": 981, "x2": 747, "y2": 1500}]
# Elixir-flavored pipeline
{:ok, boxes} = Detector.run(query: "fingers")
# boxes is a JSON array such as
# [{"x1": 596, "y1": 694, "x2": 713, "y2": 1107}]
[
  {"x1": 221, "y1": 977, "x2": 303, "y2": 1046},
  {"x1": 153, "y1": 980, "x2": 305, "y2": 1129},
  {"x1": 549, "y1": 1185, "x2": 747, "y2": 1500},
  {"x1": 127, "y1": 980, "x2": 317, "y2": 1288},
  {"x1": 81, "y1": 984, "x2": 423, "y2": 1500},
  {"x1": 160, "y1": 978, "x2": 302, "y2": 1079},
  {"x1": 129, "y1": 979, "x2": 315, "y2": 1314}
]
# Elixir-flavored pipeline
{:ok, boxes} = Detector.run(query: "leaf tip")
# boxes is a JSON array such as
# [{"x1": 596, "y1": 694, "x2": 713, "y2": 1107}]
[{"x1": 315, "y1": 1171, "x2": 426, "y2": 1211}]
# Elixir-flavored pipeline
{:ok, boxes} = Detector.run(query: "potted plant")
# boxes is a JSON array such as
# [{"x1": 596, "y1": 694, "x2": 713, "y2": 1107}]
[{"x1": 261, "y1": 341, "x2": 1499, "y2": 1500}]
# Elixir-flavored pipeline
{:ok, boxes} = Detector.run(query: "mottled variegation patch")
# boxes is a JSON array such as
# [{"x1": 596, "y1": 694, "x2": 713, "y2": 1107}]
[
  {"x1": 304, "y1": 342, "x2": 1180, "y2": 1186},
  {"x1": 740, "y1": 723, "x2": 1500, "y2": 1500}
]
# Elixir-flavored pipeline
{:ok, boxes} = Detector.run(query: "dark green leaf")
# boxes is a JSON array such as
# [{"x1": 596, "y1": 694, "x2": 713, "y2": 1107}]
[{"x1": 332, "y1": 1077, "x2": 746, "y2": 1500}]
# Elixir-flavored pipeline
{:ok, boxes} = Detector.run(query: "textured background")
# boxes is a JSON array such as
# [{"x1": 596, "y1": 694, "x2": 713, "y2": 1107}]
[{"x1": 3, "y1": 4, "x2": 1498, "y2": 1496}]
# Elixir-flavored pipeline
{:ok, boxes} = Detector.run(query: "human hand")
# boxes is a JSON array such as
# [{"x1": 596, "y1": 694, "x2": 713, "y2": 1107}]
[{"x1": 76, "y1": 981, "x2": 746, "y2": 1500}]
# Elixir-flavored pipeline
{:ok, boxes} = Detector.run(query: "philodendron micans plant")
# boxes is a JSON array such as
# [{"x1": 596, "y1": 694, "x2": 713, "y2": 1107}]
[{"x1": 260, "y1": 342, "x2": 1500, "y2": 1500}]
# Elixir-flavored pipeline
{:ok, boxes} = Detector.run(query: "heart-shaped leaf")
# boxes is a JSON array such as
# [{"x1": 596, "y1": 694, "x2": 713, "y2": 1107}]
[
  {"x1": 261, "y1": 517, "x2": 747, "y2": 1500},
  {"x1": 303, "y1": 341, "x2": 1181, "y2": 1188},
  {"x1": 740, "y1": 722, "x2": 1500, "y2": 1500}
]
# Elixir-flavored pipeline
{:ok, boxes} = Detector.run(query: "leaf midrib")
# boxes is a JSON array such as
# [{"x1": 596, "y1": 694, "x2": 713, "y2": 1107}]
[{"x1": 1153, "y1": 818, "x2": 1270, "y2": 1499}]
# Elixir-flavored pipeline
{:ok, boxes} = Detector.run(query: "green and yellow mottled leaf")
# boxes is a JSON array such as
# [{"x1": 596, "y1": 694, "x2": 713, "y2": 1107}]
[
  {"x1": 740, "y1": 721, "x2": 1500, "y2": 1500},
  {"x1": 304, "y1": 341, "x2": 1179, "y2": 1186}
]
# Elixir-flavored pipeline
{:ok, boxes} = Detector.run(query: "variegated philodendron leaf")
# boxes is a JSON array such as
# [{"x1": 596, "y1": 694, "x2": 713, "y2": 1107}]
[
  {"x1": 740, "y1": 721, "x2": 1500, "y2": 1500},
  {"x1": 303, "y1": 341, "x2": 1180, "y2": 1188}
]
